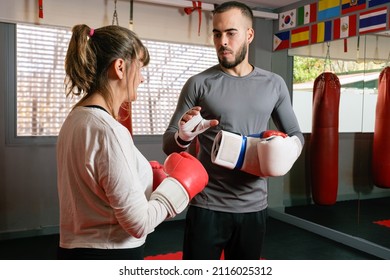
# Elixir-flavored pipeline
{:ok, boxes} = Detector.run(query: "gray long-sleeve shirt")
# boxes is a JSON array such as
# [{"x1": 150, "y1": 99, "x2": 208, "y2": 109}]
[{"x1": 163, "y1": 64, "x2": 304, "y2": 213}]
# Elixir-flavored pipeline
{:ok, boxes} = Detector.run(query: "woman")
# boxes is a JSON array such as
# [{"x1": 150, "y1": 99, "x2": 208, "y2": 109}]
[{"x1": 57, "y1": 24, "x2": 208, "y2": 260}]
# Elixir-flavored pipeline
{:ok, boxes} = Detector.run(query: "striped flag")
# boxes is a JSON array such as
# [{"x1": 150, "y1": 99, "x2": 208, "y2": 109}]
[
  {"x1": 273, "y1": 31, "x2": 290, "y2": 51},
  {"x1": 279, "y1": 9, "x2": 296, "y2": 30},
  {"x1": 341, "y1": 0, "x2": 366, "y2": 15},
  {"x1": 297, "y1": 3, "x2": 317, "y2": 26},
  {"x1": 368, "y1": 0, "x2": 390, "y2": 8},
  {"x1": 291, "y1": 26, "x2": 310, "y2": 48},
  {"x1": 318, "y1": 0, "x2": 340, "y2": 21},
  {"x1": 311, "y1": 21, "x2": 332, "y2": 44},
  {"x1": 334, "y1": 15, "x2": 357, "y2": 39},
  {"x1": 359, "y1": 6, "x2": 387, "y2": 34}
]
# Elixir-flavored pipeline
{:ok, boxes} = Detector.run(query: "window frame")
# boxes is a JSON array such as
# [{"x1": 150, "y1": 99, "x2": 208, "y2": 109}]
[{"x1": 4, "y1": 23, "x2": 56, "y2": 146}]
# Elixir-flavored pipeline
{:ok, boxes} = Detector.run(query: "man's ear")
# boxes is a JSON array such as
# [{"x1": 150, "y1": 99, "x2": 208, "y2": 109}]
[
  {"x1": 247, "y1": 27, "x2": 254, "y2": 44},
  {"x1": 113, "y1": 58, "x2": 126, "y2": 80}
]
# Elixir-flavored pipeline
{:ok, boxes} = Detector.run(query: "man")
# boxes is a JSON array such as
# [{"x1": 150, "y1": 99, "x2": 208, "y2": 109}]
[{"x1": 162, "y1": 1, "x2": 304, "y2": 260}]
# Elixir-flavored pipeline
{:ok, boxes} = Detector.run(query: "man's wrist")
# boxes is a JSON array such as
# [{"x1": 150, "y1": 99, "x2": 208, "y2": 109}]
[
  {"x1": 174, "y1": 131, "x2": 192, "y2": 148},
  {"x1": 177, "y1": 135, "x2": 192, "y2": 146}
]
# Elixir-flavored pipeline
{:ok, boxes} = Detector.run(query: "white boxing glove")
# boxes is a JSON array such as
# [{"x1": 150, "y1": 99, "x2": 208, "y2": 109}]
[
  {"x1": 257, "y1": 135, "x2": 303, "y2": 177},
  {"x1": 211, "y1": 130, "x2": 262, "y2": 176},
  {"x1": 175, "y1": 113, "x2": 212, "y2": 148},
  {"x1": 211, "y1": 130, "x2": 290, "y2": 176}
]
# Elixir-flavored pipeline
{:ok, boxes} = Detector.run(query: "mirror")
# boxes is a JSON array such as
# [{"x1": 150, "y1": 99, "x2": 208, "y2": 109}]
[
  {"x1": 271, "y1": 33, "x2": 390, "y2": 259},
  {"x1": 289, "y1": 34, "x2": 390, "y2": 133}
]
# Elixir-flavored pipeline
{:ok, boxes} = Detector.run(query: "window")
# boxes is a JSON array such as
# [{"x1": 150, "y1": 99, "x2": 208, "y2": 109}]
[
  {"x1": 15, "y1": 23, "x2": 217, "y2": 139},
  {"x1": 292, "y1": 56, "x2": 380, "y2": 133},
  {"x1": 17, "y1": 24, "x2": 73, "y2": 137},
  {"x1": 291, "y1": 36, "x2": 388, "y2": 133},
  {"x1": 134, "y1": 40, "x2": 217, "y2": 135}
]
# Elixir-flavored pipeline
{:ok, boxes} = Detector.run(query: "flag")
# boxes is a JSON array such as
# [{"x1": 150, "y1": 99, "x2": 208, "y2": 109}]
[
  {"x1": 341, "y1": 0, "x2": 366, "y2": 15},
  {"x1": 279, "y1": 9, "x2": 296, "y2": 30},
  {"x1": 291, "y1": 26, "x2": 310, "y2": 48},
  {"x1": 318, "y1": 0, "x2": 340, "y2": 21},
  {"x1": 368, "y1": 0, "x2": 390, "y2": 8},
  {"x1": 334, "y1": 15, "x2": 357, "y2": 39},
  {"x1": 297, "y1": 3, "x2": 317, "y2": 26},
  {"x1": 311, "y1": 21, "x2": 332, "y2": 44},
  {"x1": 273, "y1": 31, "x2": 290, "y2": 51},
  {"x1": 359, "y1": 6, "x2": 387, "y2": 34}
]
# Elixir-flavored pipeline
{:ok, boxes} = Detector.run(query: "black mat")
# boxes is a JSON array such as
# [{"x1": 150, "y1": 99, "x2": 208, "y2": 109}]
[
  {"x1": 0, "y1": 217, "x2": 381, "y2": 260},
  {"x1": 285, "y1": 197, "x2": 390, "y2": 249},
  {"x1": 145, "y1": 217, "x2": 380, "y2": 260}
]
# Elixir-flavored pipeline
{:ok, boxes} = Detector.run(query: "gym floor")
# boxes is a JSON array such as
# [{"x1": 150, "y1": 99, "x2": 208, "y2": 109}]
[
  {"x1": 285, "y1": 197, "x2": 390, "y2": 250},
  {"x1": 0, "y1": 217, "x2": 381, "y2": 260}
]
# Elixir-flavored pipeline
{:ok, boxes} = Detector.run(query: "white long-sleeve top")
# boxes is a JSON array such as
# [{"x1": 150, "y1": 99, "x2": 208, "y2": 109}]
[{"x1": 57, "y1": 106, "x2": 168, "y2": 249}]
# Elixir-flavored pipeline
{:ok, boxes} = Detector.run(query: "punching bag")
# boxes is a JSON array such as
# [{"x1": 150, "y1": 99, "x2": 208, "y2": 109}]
[
  {"x1": 310, "y1": 72, "x2": 340, "y2": 205},
  {"x1": 372, "y1": 66, "x2": 390, "y2": 188},
  {"x1": 118, "y1": 101, "x2": 133, "y2": 135}
]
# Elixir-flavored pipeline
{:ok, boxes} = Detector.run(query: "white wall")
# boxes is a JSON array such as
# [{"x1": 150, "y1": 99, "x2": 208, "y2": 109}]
[{"x1": 0, "y1": 0, "x2": 214, "y2": 46}]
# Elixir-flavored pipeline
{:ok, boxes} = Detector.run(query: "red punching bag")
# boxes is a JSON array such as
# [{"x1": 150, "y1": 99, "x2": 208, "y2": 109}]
[
  {"x1": 118, "y1": 101, "x2": 133, "y2": 135},
  {"x1": 310, "y1": 72, "x2": 340, "y2": 205},
  {"x1": 372, "y1": 66, "x2": 390, "y2": 188}
]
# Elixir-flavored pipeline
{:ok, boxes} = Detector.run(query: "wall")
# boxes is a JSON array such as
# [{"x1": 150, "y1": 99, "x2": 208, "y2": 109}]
[{"x1": 0, "y1": 0, "x2": 214, "y2": 45}]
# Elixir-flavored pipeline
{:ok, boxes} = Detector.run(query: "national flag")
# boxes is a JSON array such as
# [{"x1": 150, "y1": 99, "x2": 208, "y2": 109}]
[
  {"x1": 334, "y1": 15, "x2": 357, "y2": 39},
  {"x1": 318, "y1": 0, "x2": 340, "y2": 21},
  {"x1": 341, "y1": 0, "x2": 366, "y2": 15},
  {"x1": 359, "y1": 6, "x2": 387, "y2": 34},
  {"x1": 311, "y1": 21, "x2": 332, "y2": 44},
  {"x1": 290, "y1": 26, "x2": 310, "y2": 48},
  {"x1": 297, "y1": 3, "x2": 317, "y2": 26},
  {"x1": 368, "y1": 0, "x2": 390, "y2": 8},
  {"x1": 273, "y1": 31, "x2": 290, "y2": 51},
  {"x1": 279, "y1": 9, "x2": 296, "y2": 30}
]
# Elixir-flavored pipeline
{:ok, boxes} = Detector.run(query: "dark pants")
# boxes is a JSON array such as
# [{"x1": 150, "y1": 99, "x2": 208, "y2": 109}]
[
  {"x1": 57, "y1": 244, "x2": 145, "y2": 260},
  {"x1": 182, "y1": 206, "x2": 267, "y2": 260}
]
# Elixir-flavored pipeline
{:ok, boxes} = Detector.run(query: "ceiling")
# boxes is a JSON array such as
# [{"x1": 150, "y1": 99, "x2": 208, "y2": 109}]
[{"x1": 203, "y1": 0, "x2": 301, "y2": 10}]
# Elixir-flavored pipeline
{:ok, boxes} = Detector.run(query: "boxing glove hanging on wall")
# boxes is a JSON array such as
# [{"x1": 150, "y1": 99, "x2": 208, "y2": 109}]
[
  {"x1": 118, "y1": 102, "x2": 133, "y2": 135},
  {"x1": 310, "y1": 72, "x2": 341, "y2": 205},
  {"x1": 372, "y1": 66, "x2": 390, "y2": 188}
]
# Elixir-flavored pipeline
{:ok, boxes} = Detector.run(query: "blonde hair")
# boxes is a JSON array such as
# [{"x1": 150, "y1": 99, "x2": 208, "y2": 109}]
[{"x1": 65, "y1": 24, "x2": 149, "y2": 117}]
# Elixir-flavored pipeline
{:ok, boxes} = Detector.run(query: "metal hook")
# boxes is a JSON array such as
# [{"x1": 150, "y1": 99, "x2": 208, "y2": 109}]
[{"x1": 386, "y1": 51, "x2": 390, "y2": 66}]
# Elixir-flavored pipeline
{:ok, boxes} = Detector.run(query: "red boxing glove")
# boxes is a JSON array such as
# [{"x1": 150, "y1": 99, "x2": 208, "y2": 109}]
[
  {"x1": 260, "y1": 130, "x2": 288, "y2": 139},
  {"x1": 163, "y1": 152, "x2": 208, "y2": 200},
  {"x1": 150, "y1": 152, "x2": 208, "y2": 217},
  {"x1": 150, "y1": 161, "x2": 167, "y2": 191}
]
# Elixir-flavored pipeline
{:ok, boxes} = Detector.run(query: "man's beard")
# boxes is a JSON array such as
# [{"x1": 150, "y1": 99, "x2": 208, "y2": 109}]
[{"x1": 218, "y1": 42, "x2": 247, "y2": 69}]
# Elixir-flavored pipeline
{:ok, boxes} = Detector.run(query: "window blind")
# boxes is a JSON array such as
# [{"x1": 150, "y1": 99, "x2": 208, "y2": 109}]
[{"x1": 16, "y1": 24, "x2": 217, "y2": 136}]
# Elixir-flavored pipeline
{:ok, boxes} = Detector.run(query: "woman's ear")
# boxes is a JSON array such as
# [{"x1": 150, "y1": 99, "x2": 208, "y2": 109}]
[{"x1": 113, "y1": 58, "x2": 126, "y2": 80}]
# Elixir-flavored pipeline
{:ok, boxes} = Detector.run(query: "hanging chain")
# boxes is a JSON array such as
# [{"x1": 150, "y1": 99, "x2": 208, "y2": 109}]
[
  {"x1": 373, "y1": 36, "x2": 382, "y2": 64},
  {"x1": 324, "y1": 42, "x2": 333, "y2": 72},
  {"x1": 129, "y1": 0, "x2": 134, "y2": 30},
  {"x1": 386, "y1": 51, "x2": 390, "y2": 66},
  {"x1": 112, "y1": 0, "x2": 119, "y2": 25}
]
